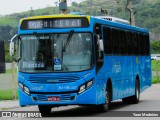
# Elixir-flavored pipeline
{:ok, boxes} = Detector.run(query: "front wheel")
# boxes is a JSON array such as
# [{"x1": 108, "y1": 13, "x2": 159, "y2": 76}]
[{"x1": 97, "y1": 85, "x2": 111, "y2": 112}]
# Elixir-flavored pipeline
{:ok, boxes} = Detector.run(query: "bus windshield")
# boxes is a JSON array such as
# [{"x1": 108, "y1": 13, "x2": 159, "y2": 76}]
[{"x1": 18, "y1": 33, "x2": 93, "y2": 73}]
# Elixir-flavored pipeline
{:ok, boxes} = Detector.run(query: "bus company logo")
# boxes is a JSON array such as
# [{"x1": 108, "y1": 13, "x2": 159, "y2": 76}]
[
  {"x1": 30, "y1": 86, "x2": 44, "y2": 91},
  {"x1": 2, "y1": 112, "x2": 11, "y2": 117}
]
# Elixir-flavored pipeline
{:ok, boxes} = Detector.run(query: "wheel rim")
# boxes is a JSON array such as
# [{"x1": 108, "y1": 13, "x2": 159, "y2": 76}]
[
  {"x1": 105, "y1": 88, "x2": 109, "y2": 108},
  {"x1": 136, "y1": 83, "x2": 139, "y2": 99}
]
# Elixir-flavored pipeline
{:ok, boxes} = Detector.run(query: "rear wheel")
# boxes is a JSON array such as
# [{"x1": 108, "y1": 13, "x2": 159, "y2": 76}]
[
  {"x1": 38, "y1": 105, "x2": 52, "y2": 115},
  {"x1": 132, "y1": 79, "x2": 140, "y2": 103},
  {"x1": 122, "y1": 79, "x2": 140, "y2": 104}
]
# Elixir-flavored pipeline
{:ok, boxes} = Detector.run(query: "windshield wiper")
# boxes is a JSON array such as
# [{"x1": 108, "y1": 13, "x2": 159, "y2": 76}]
[{"x1": 63, "y1": 30, "x2": 74, "y2": 52}]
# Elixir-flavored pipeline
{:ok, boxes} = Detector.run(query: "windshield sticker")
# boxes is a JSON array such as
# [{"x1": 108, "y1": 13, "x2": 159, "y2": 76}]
[
  {"x1": 21, "y1": 35, "x2": 50, "y2": 40},
  {"x1": 54, "y1": 58, "x2": 62, "y2": 70},
  {"x1": 22, "y1": 61, "x2": 45, "y2": 69}
]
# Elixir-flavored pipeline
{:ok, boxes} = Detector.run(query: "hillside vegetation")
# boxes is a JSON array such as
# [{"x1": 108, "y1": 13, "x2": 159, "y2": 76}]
[
  {"x1": 0, "y1": 0, "x2": 160, "y2": 62},
  {"x1": 0, "y1": 0, "x2": 160, "y2": 40}
]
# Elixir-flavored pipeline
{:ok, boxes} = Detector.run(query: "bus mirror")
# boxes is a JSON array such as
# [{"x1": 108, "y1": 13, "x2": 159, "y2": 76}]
[
  {"x1": 98, "y1": 39, "x2": 104, "y2": 60},
  {"x1": 9, "y1": 34, "x2": 18, "y2": 62},
  {"x1": 98, "y1": 39, "x2": 104, "y2": 51},
  {"x1": 95, "y1": 35, "x2": 104, "y2": 60},
  {"x1": 95, "y1": 35, "x2": 104, "y2": 51},
  {"x1": 10, "y1": 42, "x2": 15, "y2": 56}
]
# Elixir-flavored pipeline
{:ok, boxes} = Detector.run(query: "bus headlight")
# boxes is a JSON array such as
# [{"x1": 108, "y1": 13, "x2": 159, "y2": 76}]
[
  {"x1": 19, "y1": 82, "x2": 23, "y2": 90},
  {"x1": 78, "y1": 79, "x2": 94, "y2": 94},
  {"x1": 87, "y1": 80, "x2": 93, "y2": 89},
  {"x1": 18, "y1": 82, "x2": 30, "y2": 95},
  {"x1": 24, "y1": 86, "x2": 30, "y2": 95},
  {"x1": 79, "y1": 85, "x2": 86, "y2": 94}
]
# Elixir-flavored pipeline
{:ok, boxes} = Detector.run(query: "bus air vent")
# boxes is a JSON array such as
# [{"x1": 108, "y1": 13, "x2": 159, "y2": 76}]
[{"x1": 28, "y1": 75, "x2": 81, "y2": 84}]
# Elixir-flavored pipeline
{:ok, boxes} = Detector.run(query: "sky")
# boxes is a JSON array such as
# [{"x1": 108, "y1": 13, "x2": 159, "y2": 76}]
[{"x1": 0, "y1": 0, "x2": 84, "y2": 15}]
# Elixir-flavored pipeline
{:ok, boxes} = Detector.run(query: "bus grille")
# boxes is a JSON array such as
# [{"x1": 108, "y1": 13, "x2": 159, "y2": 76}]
[{"x1": 28, "y1": 75, "x2": 81, "y2": 84}]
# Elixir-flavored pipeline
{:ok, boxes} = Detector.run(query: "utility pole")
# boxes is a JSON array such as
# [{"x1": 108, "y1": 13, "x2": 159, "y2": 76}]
[
  {"x1": 59, "y1": 0, "x2": 67, "y2": 14},
  {"x1": 55, "y1": 1, "x2": 59, "y2": 14},
  {"x1": 126, "y1": 0, "x2": 136, "y2": 26}
]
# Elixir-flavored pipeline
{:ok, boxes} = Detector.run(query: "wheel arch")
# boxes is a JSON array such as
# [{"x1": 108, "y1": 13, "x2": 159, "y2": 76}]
[{"x1": 106, "y1": 78, "x2": 113, "y2": 101}]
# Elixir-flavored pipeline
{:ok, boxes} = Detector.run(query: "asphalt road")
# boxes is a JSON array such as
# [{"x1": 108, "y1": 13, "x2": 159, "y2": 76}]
[{"x1": 1, "y1": 84, "x2": 160, "y2": 120}]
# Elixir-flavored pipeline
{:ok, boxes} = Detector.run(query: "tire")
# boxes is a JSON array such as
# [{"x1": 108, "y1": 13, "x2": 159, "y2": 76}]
[
  {"x1": 122, "y1": 79, "x2": 140, "y2": 104},
  {"x1": 131, "y1": 79, "x2": 140, "y2": 103},
  {"x1": 97, "y1": 84, "x2": 111, "y2": 112},
  {"x1": 38, "y1": 105, "x2": 52, "y2": 115}
]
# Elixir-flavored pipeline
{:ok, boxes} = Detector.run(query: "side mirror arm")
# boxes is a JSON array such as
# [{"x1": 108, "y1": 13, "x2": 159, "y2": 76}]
[{"x1": 10, "y1": 34, "x2": 19, "y2": 62}]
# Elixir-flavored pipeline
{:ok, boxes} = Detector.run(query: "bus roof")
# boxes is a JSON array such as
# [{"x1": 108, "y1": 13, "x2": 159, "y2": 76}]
[
  {"x1": 19, "y1": 14, "x2": 149, "y2": 34},
  {"x1": 94, "y1": 16, "x2": 130, "y2": 25},
  {"x1": 91, "y1": 16, "x2": 149, "y2": 33}
]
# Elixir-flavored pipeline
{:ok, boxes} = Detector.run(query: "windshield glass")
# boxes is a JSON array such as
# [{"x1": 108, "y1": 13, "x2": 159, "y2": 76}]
[{"x1": 18, "y1": 33, "x2": 93, "y2": 73}]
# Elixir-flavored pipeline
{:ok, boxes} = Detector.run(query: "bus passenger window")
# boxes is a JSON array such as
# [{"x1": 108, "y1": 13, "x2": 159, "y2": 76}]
[
  {"x1": 145, "y1": 35, "x2": 150, "y2": 56},
  {"x1": 126, "y1": 32, "x2": 133, "y2": 55},
  {"x1": 119, "y1": 30, "x2": 126, "y2": 55},
  {"x1": 103, "y1": 27, "x2": 112, "y2": 55},
  {"x1": 133, "y1": 33, "x2": 139, "y2": 55},
  {"x1": 139, "y1": 34, "x2": 145, "y2": 55},
  {"x1": 112, "y1": 29, "x2": 119, "y2": 55}
]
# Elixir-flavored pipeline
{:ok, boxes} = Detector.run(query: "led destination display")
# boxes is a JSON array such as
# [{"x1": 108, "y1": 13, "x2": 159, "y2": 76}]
[{"x1": 21, "y1": 17, "x2": 89, "y2": 30}]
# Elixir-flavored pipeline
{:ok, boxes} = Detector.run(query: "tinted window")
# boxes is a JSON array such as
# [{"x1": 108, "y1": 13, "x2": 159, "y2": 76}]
[
  {"x1": 119, "y1": 30, "x2": 126, "y2": 55},
  {"x1": 133, "y1": 33, "x2": 139, "y2": 55},
  {"x1": 112, "y1": 28, "x2": 119, "y2": 55},
  {"x1": 145, "y1": 35, "x2": 150, "y2": 55},
  {"x1": 103, "y1": 27, "x2": 112, "y2": 54},
  {"x1": 139, "y1": 34, "x2": 145, "y2": 55},
  {"x1": 126, "y1": 31, "x2": 133, "y2": 55}
]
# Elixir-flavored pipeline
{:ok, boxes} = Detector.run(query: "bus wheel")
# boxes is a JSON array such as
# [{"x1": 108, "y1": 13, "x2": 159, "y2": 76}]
[
  {"x1": 132, "y1": 79, "x2": 140, "y2": 103},
  {"x1": 122, "y1": 79, "x2": 140, "y2": 104},
  {"x1": 38, "y1": 105, "x2": 52, "y2": 115},
  {"x1": 97, "y1": 84, "x2": 111, "y2": 112}
]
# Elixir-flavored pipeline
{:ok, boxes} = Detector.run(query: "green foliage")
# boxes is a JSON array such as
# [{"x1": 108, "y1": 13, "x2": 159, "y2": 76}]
[
  {"x1": 0, "y1": 89, "x2": 18, "y2": 100},
  {"x1": 0, "y1": 0, "x2": 160, "y2": 58},
  {"x1": 151, "y1": 41, "x2": 160, "y2": 54},
  {"x1": 152, "y1": 77, "x2": 160, "y2": 84},
  {"x1": 152, "y1": 60, "x2": 160, "y2": 71}
]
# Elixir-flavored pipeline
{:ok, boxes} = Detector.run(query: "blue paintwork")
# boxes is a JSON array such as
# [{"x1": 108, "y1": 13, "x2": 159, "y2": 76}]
[{"x1": 17, "y1": 16, "x2": 151, "y2": 106}]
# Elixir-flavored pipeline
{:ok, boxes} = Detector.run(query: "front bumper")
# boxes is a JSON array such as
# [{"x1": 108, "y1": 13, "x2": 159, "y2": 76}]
[{"x1": 18, "y1": 84, "x2": 97, "y2": 106}]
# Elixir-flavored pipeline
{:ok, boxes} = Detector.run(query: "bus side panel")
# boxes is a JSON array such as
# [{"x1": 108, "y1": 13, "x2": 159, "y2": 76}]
[
  {"x1": 96, "y1": 56, "x2": 111, "y2": 104},
  {"x1": 111, "y1": 56, "x2": 123, "y2": 100},
  {"x1": 139, "y1": 56, "x2": 152, "y2": 92},
  {"x1": 121, "y1": 56, "x2": 135, "y2": 98},
  {"x1": 102, "y1": 55, "x2": 136, "y2": 101},
  {"x1": 102, "y1": 56, "x2": 121, "y2": 101}
]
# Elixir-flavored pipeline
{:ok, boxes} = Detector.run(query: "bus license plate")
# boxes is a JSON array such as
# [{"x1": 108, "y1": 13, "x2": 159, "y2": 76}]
[{"x1": 47, "y1": 96, "x2": 60, "y2": 101}]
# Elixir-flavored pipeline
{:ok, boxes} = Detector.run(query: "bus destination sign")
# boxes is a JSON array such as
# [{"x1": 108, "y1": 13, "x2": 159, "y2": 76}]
[{"x1": 21, "y1": 18, "x2": 89, "y2": 30}]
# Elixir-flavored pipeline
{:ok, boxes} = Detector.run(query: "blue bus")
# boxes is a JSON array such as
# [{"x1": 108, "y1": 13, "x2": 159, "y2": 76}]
[{"x1": 10, "y1": 14, "x2": 151, "y2": 114}]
